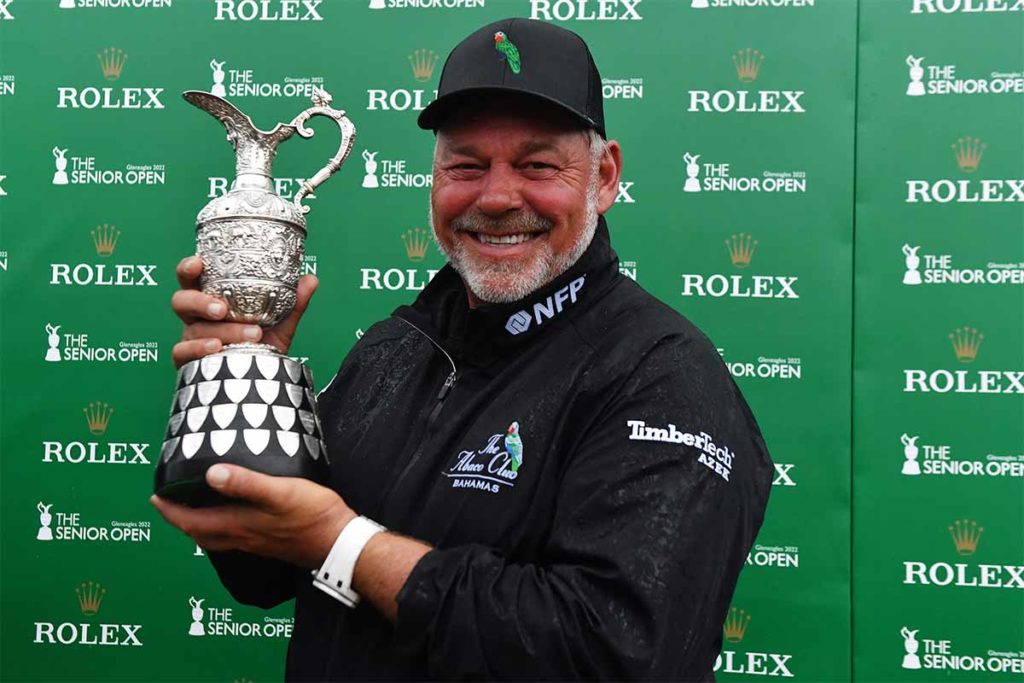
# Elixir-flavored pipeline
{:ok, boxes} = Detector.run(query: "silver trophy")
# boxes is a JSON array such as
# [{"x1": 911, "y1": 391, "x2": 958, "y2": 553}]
[{"x1": 154, "y1": 87, "x2": 356, "y2": 506}]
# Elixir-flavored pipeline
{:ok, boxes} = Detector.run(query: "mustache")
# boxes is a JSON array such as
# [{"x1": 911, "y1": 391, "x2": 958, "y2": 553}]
[{"x1": 450, "y1": 209, "x2": 554, "y2": 236}]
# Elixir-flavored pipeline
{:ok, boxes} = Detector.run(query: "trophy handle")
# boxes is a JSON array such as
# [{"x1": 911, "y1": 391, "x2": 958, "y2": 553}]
[{"x1": 289, "y1": 87, "x2": 357, "y2": 215}]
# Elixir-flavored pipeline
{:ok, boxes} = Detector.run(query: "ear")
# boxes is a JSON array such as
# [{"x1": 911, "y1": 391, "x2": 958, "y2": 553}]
[{"x1": 595, "y1": 139, "x2": 623, "y2": 215}]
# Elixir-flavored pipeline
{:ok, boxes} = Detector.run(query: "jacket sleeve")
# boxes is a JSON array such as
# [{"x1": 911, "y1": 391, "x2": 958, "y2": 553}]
[
  {"x1": 206, "y1": 549, "x2": 298, "y2": 609},
  {"x1": 393, "y1": 335, "x2": 774, "y2": 680}
]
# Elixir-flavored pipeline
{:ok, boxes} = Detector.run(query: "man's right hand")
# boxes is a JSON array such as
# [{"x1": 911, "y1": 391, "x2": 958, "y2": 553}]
[{"x1": 171, "y1": 256, "x2": 319, "y2": 369}]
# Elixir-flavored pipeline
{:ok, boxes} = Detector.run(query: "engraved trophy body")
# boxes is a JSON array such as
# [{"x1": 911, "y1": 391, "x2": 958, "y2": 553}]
[{"x1": 154, "y1": 87, "x2": 355, "y2": 506}]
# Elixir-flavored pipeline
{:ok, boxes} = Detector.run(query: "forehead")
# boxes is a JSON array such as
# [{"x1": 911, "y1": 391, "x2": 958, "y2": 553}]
[{"x1": 436, "y1": 92, "x2": 587, "y2": 151}]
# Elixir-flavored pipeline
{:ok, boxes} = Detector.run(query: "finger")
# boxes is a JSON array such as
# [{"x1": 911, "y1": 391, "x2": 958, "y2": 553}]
[
  {"x1": 206, "y1": 464, "x2": 291, "y2": 509},
  {"x1": 172, "y1": 289, "x2": 228, "y2": 324},
  {"x1": 150, "y1": 494, "x2": 251, "y2": 540},
  {"x1": 268, "y1": 275, "x2": 319, "y2": 342},
  {"x1": 172, "y1": 339, "x2": 222, "y2": 368},
  {"x1": 176, "y1": 255, "x2": 204, "y2": 289},
  {"x1": 183, "y1": 322, "x2": 263, "y2": 345}
]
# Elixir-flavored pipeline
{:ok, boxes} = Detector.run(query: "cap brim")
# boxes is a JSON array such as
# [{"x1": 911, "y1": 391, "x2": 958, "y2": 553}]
[{"x1": 417, "y1": 86, "x2": 604, "y2": 138}]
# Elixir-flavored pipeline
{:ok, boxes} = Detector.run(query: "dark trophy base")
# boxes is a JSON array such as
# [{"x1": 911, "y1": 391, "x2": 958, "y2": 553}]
[{"x1": 154, "y1": 345, "x2": 330, "y2": 508}]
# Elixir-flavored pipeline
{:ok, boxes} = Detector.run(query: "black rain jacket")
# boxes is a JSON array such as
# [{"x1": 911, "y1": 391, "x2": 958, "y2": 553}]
[{"x1": 208, "y1": 217, "x2": 774, "y2": 681}]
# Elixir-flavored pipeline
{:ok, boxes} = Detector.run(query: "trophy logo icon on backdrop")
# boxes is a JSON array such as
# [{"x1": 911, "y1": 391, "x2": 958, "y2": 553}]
[
  {"x1": 900, "y1": 627, "x2": 922, "y2": 669},
  {"x1": 906, "y1": 56, "x2": 925, "y2": 96},
  {"x1": 902, "y1": 244, "x2": 922, "y2": 285},
  {"x1": 189, "y1": 597, "x2": 206, "y2": 636},
  {"x1": 52, "y1": 147, "x2": 69, "y2": 185},
  {"x1": 210, "y1": 60, "x2": 226, "y2": 98},
  {"x1": 44, "y1": 323, "x2": 62, "y2": 362},
  {"x1": 683, "y1": 152, "x2": 701, "y2": 193},
  {"x1": 361, "y1": 150, "x2": 379, "y2": 188},
  {"x1": 154, "y1": 85, "x2": 356, "y2": 506},
  {"x1": 900, "y1": 434, "x2": 920, "y2": 476},
  {"x1": 37, "y1": 502, "x2": 54, "y2": 540}
]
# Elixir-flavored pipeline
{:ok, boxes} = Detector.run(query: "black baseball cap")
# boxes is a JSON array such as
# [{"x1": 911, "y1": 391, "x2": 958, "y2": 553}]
[{"x1": 417, "y1": 18, "x2": 606, "y2": 138}]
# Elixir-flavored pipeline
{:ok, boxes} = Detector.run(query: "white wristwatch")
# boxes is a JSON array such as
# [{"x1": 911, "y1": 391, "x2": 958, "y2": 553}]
[{"x1": 311, "y1": 515, "x2": 386, "y2": 607}]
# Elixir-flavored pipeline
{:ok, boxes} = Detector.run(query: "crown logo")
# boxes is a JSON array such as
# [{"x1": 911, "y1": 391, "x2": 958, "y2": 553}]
[
  {"x1": 91, "y1": 224, "x2": 121, "y2": 257},
  {"x1": 948, "y1": 326, "x2": 983, "y2": 363},
  {"x1": 76, "y1": 581, "x2": 106, "y2": 616},
  {"x1": 83, "y1": 401, "x2": 114, "y2": 435},
  {"x1": 951, "y1": 136, "x2": 985, "y2": 173},
  {"x1": 732, "y1": 48, "x2": 764, "y2": 84},
  {"x1": 948, "y1": 519, "x2": 983, "y2": 556},
  {"x1": 725, "y1": 233, "x2": 757, "y2": 267},
  {"x1": 408, "y1": 49, "x2": 440, "y2": 83},
  {"x1": 723, "y1": 606, "x2": 750, "y2": 643},
  {"x1": 97, "y1": 47, "x2": 128, "y2": 82},
  {"x1": 402, "y1": 227, "x2": 431, "y2": 262}
]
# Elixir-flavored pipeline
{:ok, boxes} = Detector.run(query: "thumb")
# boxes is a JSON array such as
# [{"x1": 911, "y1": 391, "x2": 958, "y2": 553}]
[{"x1": 206, "y1": 464, "x2": 285, "y2": 508}]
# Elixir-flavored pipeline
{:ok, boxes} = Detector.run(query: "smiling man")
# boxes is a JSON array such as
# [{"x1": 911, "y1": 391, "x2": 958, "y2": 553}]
[{"x1": 155, "y1": 18, "x2": 773, "y2": 681}]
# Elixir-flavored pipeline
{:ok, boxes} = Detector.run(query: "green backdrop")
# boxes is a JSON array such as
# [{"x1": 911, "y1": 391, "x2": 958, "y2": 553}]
[{"x1": 0, "y1": 0, "x2": 1020, "y2": 681}]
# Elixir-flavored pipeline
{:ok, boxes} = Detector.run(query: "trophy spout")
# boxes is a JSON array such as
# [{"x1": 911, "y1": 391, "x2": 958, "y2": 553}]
[{"x1": 182, "y1": 90, "x2": 297, "y2": 181}]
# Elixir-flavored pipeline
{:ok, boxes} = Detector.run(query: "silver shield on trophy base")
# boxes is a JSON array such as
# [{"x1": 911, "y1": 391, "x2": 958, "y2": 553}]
[{"x1": 154, "y1": 87, "x2": 355, "y2": 507}]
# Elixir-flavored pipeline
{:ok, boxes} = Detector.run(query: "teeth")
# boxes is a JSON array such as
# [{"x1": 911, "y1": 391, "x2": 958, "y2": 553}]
[{"x1": 478, "y1": 233, "x2": 533, "y2": 245}]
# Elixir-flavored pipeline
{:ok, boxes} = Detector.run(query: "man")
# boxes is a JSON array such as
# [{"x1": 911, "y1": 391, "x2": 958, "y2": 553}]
[{"x1": 154, "y1": 18, "x2": 773, "y2": 681}]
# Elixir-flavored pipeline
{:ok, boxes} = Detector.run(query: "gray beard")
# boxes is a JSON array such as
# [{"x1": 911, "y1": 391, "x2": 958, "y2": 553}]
[{"x1": 430, "y1": 176, "x2": 600, "y2": 304}]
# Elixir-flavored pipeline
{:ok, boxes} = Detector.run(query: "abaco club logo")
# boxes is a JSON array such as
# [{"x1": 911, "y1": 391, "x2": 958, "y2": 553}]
[
  {"x1": 903, "y1": 326, "x2": 1023, "y2": 395},
  {"x1": 688, "y1": 48, "x2": 806, "y2": 114},
  {"x1": 57, "y1": 47, "x2": 165, "y2": 110},
  {"x1": 49, "y1": 225, "x2": 159, "y2": 288},
  {"x1": 33, "y1": 582, "x2": 143, "y2": 647},
  {"x1": 681, "y1": 233, "x2": 800, "y2": 300},
  {"x1": 905, "y1": 53, "x2": 1024, "y2": 97},
  {"x1": 899, "y1": 432, "x2": 1023, "y2": 478},
  {"x1": 683, "y1": 152, "x2": 807, "y2": 193},
  {"x1": 906, "y1": 137, "x2": 1024, "y2": 205},
  {"x1": 443, "y1": 422, "x2": 525, "y2": 494}
]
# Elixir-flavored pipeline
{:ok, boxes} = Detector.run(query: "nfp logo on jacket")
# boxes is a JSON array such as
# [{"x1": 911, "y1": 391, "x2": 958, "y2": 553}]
[
  {"x1": 505, "y1": 275, "x2": 585, "y2": 335},
  {"x1": 443, "y1": 422, "x2": 524, "y2": 494},
  {"x1": 628, "y1": 420, "x2": 735, "y2": 482}
]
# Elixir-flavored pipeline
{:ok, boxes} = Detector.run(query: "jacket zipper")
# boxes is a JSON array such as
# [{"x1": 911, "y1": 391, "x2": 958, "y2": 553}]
[{"x1": 394, "y1": 315, "x2": 459, "y2": 426}]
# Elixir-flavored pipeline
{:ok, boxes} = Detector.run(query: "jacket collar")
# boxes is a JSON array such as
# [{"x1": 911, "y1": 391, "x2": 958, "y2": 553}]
[{"x1": 393, "y1": 215, "x2": 620, "y2": 368}]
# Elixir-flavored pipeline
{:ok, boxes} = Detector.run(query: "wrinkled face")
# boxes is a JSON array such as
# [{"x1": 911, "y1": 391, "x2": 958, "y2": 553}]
[{"x1": 430, "y1": 96, "x2": 615, "y2": 305}]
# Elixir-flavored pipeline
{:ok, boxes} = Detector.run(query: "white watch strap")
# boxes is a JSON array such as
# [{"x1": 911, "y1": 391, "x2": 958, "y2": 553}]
[{"x1": 311, "y1": 516, "x2": 386, "y2": 608}]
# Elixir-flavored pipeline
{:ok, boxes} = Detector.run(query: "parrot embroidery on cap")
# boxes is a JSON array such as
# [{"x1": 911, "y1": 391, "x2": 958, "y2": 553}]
[
  {"x1": 505, "y1": 421, "x2": 524, "y2": 472},
  {"x1": 494, "y1": 31, "x2": 521, "y2": 74}
]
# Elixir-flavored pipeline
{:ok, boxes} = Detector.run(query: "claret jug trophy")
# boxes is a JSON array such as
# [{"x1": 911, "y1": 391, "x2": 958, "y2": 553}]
[{"x1": 154, "y1": 87, "x2": 355, "y2": 506}]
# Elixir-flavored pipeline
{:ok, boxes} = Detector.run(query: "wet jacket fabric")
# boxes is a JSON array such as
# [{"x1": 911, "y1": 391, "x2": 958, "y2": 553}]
[{"x1": 208, "y1": 217, "x2": 774, "y2": 681}]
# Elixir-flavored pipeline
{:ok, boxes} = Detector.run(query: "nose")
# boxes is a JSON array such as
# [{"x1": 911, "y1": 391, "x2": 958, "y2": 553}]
[{"x1": 475, "y1": 163, "x2": 523, "y2": 216}]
